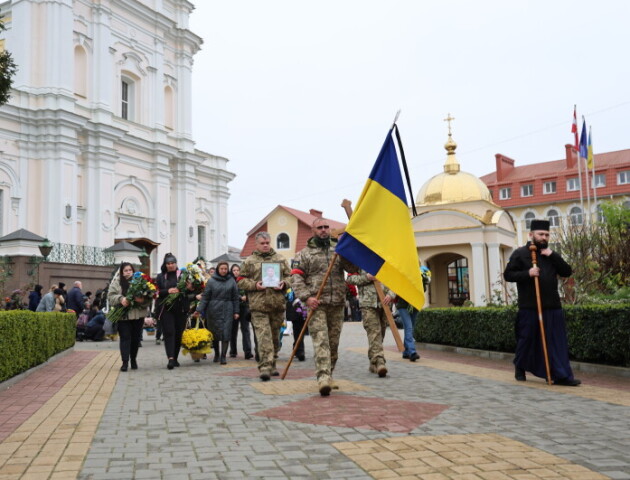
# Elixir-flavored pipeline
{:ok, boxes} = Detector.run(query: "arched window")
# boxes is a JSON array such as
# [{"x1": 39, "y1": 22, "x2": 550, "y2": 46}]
[
  {"x1": 547, "y1": 209, "x2": 560, "y2": 227},
  {"x1": 447, "y1": 257, "x2": 469, "y2": 306},
  {"x1": 276, "y1": 233, "x2": 289, "y2": 250},
  {"x1": 569, "y1": 206, "x2": 583, "y2": 225},
  {"x1": 524, "y1": 212, "x2": 535, "y2": 230},
  {"x1": 74, "y1": 46, "x2": 88, "y2": 98},
  {"x1": 164, "y1": 86, "x2": 174, "y2": 130}
]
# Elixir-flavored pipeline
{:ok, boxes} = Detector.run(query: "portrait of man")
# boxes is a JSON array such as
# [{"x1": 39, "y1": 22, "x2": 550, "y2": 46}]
[{"x1": 261, "y1": 263, "x2": 281, "y2": 288}]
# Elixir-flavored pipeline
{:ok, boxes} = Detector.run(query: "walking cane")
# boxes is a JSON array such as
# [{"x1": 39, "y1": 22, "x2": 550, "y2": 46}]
[
  {"x1": 529, "y1": 245, "x2": 553, "y2": 385},
  {"x1": 281, "y1": 253, "x2": 338, "y2": 380}
]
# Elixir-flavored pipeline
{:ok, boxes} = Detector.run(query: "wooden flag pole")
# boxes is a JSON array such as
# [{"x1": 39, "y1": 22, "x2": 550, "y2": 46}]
[
  {"x1": 281, "y1": 253, "x2": 338, "y2": 380},
  {"x1": 529, "y1": 245, "x2": 553, "y2": 386},
  {"x1": 341, "y1": 199, "x2": 405, "y2": 352}
]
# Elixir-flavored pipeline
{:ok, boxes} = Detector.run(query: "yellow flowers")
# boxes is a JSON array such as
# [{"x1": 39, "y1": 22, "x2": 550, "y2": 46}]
[{"x1": 181, "y1": 327, "x2": 213, "y2": 355}]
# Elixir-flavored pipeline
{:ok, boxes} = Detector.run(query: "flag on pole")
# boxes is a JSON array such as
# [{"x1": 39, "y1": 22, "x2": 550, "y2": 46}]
[
  {"x1": 587, "y1": 126, "x2": 594, "y2": 170},
  {"x1": 571, "y1": 105, "x2": 579, "y2": 151},
  {"x1": 335, "y1": 127, "x2": 425, "y2": 310},
  {"x1": 579, "y1": 117, "x2": 588, "y2": 159}
]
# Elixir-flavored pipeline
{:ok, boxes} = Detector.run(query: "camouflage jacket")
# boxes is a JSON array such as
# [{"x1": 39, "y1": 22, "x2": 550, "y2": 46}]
[
  {"x1": 346, "y1": 269, "x2": 393, "y2": 309},
  {"x1": 237, "y1": 249, "x2": 291, "y2": 313},
  {"x1": 291, "y1": 237, "x2": 358, "y2": 307}
]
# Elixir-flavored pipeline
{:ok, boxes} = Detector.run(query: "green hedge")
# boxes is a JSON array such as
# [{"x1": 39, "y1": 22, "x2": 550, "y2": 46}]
[
  {"x1": 415, "y1": 304, "x2": 630, "y2": 367},
  {"x1": 0, "y1": 311, "x2": 76, "y2": 382}
]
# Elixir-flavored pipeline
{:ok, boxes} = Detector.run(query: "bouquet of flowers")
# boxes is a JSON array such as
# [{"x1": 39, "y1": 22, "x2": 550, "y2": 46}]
[
  {"x1": 164, "y1": 263, "x2": 206, "y2": 311},
  {"x1": 108, "y1": 272, "x2": 158, "y2": 323},
  {"x1": 181, "y1": 316, "x2": 213, "y2": 360}
]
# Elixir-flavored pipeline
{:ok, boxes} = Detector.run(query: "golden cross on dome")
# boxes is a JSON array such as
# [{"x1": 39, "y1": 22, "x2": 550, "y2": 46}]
[{"x1": 443, "y1": 113, "x2": 455, "y2": 135}]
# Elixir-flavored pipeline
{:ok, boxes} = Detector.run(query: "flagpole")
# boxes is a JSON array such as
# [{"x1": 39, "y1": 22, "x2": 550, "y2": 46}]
[
  {"x1": 576, "y1": 149, "x2": 585, "y2": 217},
  {"x1": 590, "y1": 127, "x2": 597, "y2": 222},
  {"x1": 572, "y1": 106, "x2": 585, "y2": 217}
]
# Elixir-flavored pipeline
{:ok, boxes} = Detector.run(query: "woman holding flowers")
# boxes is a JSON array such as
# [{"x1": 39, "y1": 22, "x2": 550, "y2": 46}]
[
  {"x1": 156, "y1": 253, "x2": 189, "y2": 370},
  {"x1": 107, "y1": 262, "x2": 151, "y2": 371},
  {"x1": 195, "y1": 261, "x2": 240, "y2": 364}
]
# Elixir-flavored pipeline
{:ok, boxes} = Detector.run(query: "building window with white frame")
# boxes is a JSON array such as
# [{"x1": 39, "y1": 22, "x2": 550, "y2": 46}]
[
  {"x1": 569, "y1": 206, "x2": 583, "y2": 225},
  {"x1": 524, "y1": 211, "x2": 535, "y2": 230},
  {"x1": 566, "y1": 177, "x2": 580, "y2": 192},
  {"x1": 197, "y1": 225, "x2": 206, "y2": 259},
  {"x1": 276, "y1": 233, "x2": 290, "y2": 250},
  {"x1": 618, "y1": 170, "x2": 630, "y2": 185},
  {"x1": 547, "y1": 208, "x2": 560, "y2": 227},
  {"x1": 521, "y1": 184, "x2": 533, "y2": 197},
  {"x1": 543, "y1": 181, "x2": 556, "y2": 194},
  {"x1": 592, "y1": 173, "x2": 606, "y2": 188},
  {"x1": 121, "y1": 77, "x2": 135, "y2": 121},
  {"x1": 499, "y1": 187, "x2": 511, "y2": 200}
]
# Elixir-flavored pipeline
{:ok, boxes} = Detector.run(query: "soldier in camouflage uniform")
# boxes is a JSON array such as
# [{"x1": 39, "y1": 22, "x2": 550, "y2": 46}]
[
  {"x1": 346, "y1": 270, "x2": 394, "y2": 377},
  {"x1": 237, "y1": 232, "x2": 291, "y2": 381},
  {"x1": 291, "y1": 217, "x2": 357, "y2": 396}
]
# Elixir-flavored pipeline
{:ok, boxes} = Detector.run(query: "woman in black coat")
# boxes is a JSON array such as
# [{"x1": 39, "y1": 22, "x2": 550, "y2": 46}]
[
  {"x1": 28, "y1": 285, "x2": 43, "y2": 311},
  {"x1": 195, "y1": 261, "x2": 240, "y2": 364},
  {"x1": 155, "y1": 253, "x2": 188, "y2": 370}
]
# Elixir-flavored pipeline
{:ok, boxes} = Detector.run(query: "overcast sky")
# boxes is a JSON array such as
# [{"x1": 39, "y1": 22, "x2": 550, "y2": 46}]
[{"x1": 189, "y1": 1, "x2": 630, "y2": 249}]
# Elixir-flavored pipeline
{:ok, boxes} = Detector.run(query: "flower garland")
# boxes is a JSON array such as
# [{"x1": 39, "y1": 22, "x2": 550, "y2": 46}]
[{"x1": 108, "y1": 272, "x2": 157, "y2": 323}]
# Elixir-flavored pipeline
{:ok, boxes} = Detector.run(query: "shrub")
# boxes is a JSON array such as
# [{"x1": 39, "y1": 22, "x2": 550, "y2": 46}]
[{"x1": 0, "y1": 311, "x2": 75, "y2": 382}]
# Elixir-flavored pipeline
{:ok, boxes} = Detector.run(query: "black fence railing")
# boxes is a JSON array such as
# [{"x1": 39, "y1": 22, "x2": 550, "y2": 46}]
[{"x1": 46, "y1": 243, "x2": 115, "y2": 266}]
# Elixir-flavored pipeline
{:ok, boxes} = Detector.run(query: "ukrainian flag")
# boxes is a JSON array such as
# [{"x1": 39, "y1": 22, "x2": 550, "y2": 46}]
[{"x1": 336, "y1": 128, "x2": 425, "y2": 310}]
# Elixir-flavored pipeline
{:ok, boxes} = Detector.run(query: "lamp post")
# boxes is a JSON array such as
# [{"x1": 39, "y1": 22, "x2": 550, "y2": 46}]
[
  {"x1": 138, "y1": 248, "x2": 150, "y2": 273},
  {"x1": 28, "y1": 238, "x2": 54, "y2": 283}
]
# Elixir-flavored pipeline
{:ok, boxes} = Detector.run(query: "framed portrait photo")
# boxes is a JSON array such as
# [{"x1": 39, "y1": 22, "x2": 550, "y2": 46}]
[{"x1": 261, "y1": 262, "x2": 281, "y2": 288}]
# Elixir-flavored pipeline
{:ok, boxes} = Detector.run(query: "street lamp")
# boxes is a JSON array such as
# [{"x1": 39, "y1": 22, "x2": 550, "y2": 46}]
[
  {"x1": 27, "y1": 238, "x2": 54, "y2": 278},
  {"x1": 138, "y1": 248, "x2": 150, "y2": 268}
]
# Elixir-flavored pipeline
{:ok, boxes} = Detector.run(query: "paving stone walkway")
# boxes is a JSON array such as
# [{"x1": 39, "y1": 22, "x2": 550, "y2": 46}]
[{"x1": 0, "y1": 322, "x2": 628, "y2": 480}]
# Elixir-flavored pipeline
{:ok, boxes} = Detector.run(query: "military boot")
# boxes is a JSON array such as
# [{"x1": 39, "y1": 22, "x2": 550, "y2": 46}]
[
  {"x1": 376, "y1": 360, "x2": 388, "y2": 378},
  {"x1": 318, "y1": 375, "x2": 332, "y2": 396}
]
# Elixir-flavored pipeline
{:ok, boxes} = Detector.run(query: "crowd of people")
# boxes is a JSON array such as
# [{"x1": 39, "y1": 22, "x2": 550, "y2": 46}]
[{"x1": 17, "y1": 217, "x2": 580, "y2": 393}]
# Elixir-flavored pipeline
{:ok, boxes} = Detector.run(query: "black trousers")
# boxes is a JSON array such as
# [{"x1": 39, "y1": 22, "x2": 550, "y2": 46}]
[
  {"x1": 161, "y1": 310, "x2": 187, "y2": 359},
  {"x1": 292, "y1": 315, "x2": 306, "y2": 357},
  {"x1": 230, "y1": 310, "x2": 252, "y2": 355},
  {"x1": 118, "y1": 319, "x2": 144, "y2": 363}
]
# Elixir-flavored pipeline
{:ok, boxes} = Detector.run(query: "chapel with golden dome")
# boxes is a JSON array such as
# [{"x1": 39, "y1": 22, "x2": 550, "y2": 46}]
[{"x1": 413, "y1": 115, "x2": 516, "y2": 308}]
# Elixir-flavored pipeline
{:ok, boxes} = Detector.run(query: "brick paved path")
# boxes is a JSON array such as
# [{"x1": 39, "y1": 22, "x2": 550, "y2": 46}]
[{"x1": 1, "y1": 323, "x2": 628, "y2": 480}]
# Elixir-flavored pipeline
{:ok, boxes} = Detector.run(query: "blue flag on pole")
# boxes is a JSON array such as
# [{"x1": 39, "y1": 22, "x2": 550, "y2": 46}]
[
  {"x1": 335, "y1": 128, "x2": 425, "y2": 310},
  {"x1": 579, "y1": 117, "x2": 588, "y2": 159}
]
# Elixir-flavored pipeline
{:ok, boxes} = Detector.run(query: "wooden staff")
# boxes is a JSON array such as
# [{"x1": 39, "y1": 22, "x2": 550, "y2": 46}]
[
  {"x1": 281, "y1": 252, "x2": 338, "y2": 380},
  {"x1": 341, "y1": 199, "x2": 404, "y2": 352},
  {"x1": 529, "y1": 245, "x2": 553, "y2": 386}
]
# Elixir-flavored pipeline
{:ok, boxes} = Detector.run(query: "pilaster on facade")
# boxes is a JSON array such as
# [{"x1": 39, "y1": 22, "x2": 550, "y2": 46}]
[{"x1": 470, "y1": 242, "x2": 487, "y2": 306}]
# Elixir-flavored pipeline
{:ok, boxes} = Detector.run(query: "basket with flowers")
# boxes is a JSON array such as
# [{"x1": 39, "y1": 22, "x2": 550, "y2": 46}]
[
  {"x1": 181, "y1": 316, "x2": 213, "y2": 360},
  {"x1": 108, "y1": 272, "x2": 158, "y2": 323},
  {"x1": 163, "y1": 262, "x2": 206, "y2": 311}
]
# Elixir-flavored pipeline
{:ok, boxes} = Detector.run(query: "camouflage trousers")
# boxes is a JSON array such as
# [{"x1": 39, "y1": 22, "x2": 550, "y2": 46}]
[
  {"x1": 250, "y1": 310, "x2": 284, "y2": 374},
  {"x1": 361, "y1": 307, "x2": 388, "y2": 367},
  {"x1": 309, "y1": 304, "x2": 344, "y2": 381}
]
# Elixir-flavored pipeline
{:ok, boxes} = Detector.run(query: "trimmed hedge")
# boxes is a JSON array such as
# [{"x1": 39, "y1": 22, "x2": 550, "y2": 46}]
[
  {"x1": 415, "y1": 304, "x2": 630, "y2": 367},
  {"x1": 0, "y1": 311, "x2": 76, "y2": 382}
]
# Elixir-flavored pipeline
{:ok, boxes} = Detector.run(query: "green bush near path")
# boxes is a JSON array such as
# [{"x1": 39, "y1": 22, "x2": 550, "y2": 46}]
[
  {"x1": 416, "y1": 304, "x2": 630, "y2": 368},
  {"x1": 0, "y1": 311, "x2": 76, "y2": 382}
]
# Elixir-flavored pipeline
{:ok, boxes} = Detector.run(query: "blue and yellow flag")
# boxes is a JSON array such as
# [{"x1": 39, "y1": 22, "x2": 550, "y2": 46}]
[
  {"x1": 335, "y1": 128, "x2": 425, "y2": 309},
  {"x1": 587, "y1": 126, "x2": 594, "y2": 170}
]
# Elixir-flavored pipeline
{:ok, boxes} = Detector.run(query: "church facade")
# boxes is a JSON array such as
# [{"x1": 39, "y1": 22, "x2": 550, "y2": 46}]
[{"x1": 0, "y1": 0, "x2": 234, "y2": 274}]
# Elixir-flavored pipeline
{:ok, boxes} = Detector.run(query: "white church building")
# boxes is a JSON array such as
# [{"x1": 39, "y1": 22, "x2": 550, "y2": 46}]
[{"x1": 0, "y1": 0, "x2": 233, "y2": 275}]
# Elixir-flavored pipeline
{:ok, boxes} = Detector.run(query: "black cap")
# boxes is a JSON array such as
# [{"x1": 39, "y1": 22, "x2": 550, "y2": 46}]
[
  {"x1": 164, "y1": 254, "x2": 177, "y2": 264},
  {"x1": 54, "y1": 288, "x2": 64, "y2": 295},
  {"x1": 530, "y1": 219, "x2": 550, "y2": 231}
]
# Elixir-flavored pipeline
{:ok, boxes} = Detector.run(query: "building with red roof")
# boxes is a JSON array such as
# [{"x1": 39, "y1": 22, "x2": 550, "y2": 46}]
[
  {"x1": 240, "y1": 206, "x2": 346, "y2": 260},
  {"x1": 480, "y1": 144, "x2": 630, "y2": 243}
]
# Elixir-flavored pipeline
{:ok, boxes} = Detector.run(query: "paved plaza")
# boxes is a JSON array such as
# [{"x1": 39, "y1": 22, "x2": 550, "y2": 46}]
[{"x1": 0, "y1": 322, "x2": 629, "y2": 480}]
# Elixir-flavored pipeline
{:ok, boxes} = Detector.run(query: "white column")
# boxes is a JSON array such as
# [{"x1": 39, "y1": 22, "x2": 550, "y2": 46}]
[
  {"x1": 91, "y1": 2, "x2": 114, "y2": 123},
  {"x1": 487, "y1": 242, "x2": 502, "y2": 298},
  {"x1": 471, "y1": 242, "x2": 487, "y2": 306}
]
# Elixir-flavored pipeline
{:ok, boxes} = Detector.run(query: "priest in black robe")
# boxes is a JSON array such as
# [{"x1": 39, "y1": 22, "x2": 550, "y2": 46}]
[{"x1": 504, "y1": 219, "x2": 581, "y2": 386}]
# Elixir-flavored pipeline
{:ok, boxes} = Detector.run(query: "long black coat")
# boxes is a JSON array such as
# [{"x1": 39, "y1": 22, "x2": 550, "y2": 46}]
[{"x1": 196, "y1": 273, "x2": 240, "y2": 341}]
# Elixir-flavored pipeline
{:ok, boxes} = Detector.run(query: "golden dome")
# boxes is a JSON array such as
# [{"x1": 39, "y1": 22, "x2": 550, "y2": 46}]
[{"x1": 415, "y1": 129, "x2": 493, "y2": 206}]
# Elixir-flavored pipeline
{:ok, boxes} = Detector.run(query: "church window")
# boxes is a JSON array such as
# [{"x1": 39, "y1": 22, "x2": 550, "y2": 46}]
[
  {"x1": 277, "y1": 233, "x2": 290, "y2": 250},
  {"x1": 121, "y1": 76, "x2": 136, "y2": 121}
]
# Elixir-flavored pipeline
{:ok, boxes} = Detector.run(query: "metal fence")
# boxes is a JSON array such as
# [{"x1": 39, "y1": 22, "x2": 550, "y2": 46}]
[{"x1": 46, "y1": 243, "x2": 115, "y2": 266}]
